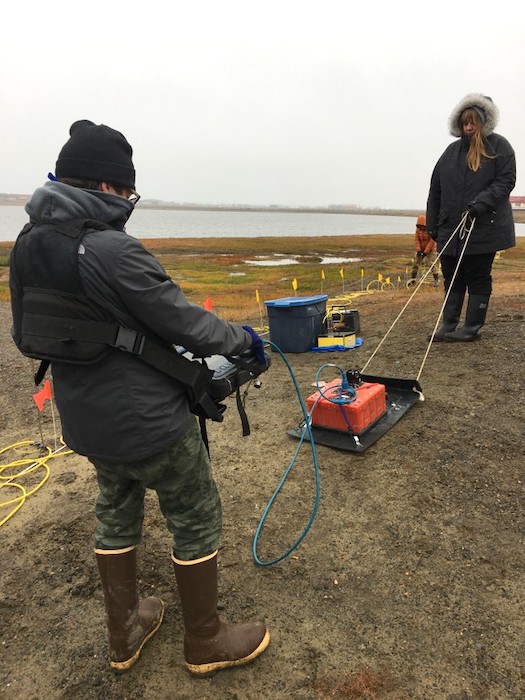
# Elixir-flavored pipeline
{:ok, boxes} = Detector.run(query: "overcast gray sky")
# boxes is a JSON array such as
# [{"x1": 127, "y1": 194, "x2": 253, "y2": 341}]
[{"x1": 2, "y1": 1, "x2": 524, "y2": 210}]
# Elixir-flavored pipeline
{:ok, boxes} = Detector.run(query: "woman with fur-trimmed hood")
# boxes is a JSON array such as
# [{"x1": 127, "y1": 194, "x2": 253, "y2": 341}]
[{"x1": 426, "y1": 93, "x2": 516, "y2": 341}]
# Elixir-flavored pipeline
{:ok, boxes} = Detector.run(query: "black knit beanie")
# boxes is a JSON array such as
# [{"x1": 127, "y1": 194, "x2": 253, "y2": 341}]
[{"x1": 55, "y1": 120, "x2": 136, "y2": 189}]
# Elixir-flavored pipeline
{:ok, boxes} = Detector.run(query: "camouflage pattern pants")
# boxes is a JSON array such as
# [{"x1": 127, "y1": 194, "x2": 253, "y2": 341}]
[{"x1": 89, "y1": 418, "x2": 222, "y2": 560}]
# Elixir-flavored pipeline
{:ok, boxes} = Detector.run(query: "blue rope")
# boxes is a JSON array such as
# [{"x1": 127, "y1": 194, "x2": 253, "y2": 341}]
[{"x1": 252, "y1": 344, "x2": 350, "y2": 566}]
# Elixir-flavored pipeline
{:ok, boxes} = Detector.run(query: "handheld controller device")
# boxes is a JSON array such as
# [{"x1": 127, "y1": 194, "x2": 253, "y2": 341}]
[{"x1": 180, "y1": 349, "x2": 271, "y2": 402}]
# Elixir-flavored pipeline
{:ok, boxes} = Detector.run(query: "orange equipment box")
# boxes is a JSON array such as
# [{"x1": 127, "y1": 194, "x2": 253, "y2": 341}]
[{"x1": 306, "y1": 379, "x2": 387, "y2": 435}]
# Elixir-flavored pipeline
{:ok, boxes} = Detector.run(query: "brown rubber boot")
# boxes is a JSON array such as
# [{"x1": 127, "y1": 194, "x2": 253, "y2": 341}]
[
  {"x1": 172, "y1": 550, "x2": 270, "y2": 676},
  {"x1": 96, "y1": 546, "x2": 164, "y2": 671}
]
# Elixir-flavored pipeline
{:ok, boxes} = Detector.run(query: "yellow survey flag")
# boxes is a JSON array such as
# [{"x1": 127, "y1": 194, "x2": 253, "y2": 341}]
[
  {"x1": 255, "y1": 289, "x2": 260, "y2": 303},
  {"x1": 397, "y1": 275, "x2": 401, "y2": 283},
  {"x1": 385, "y1": 277, "x2": 390, "y2": 284},
  {"x1": 292, "y1": 278, "x2": 298, "y2": 291},
  {"x1": 321, "y1": 269, "x2": 325, "y2": 280},
  {"x1": 361, "y1": 268, "x2": 364, "y2": 277},
  {"x1": 339, "y1": 268, "x2": 344, "y2": 279},
  {"x1": 378, "y1": 273, "x2": 383, "y2": 282}
]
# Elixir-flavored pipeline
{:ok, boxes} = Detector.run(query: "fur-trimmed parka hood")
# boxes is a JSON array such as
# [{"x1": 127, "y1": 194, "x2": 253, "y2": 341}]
[{"x1": 448, "y1": 93, "x2": 499, "y2": 138}]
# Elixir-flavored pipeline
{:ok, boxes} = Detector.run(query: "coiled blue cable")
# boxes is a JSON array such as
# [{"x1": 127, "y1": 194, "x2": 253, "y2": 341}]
[{"x1": 252, "y1": 343, "x2": 351, "y2": 566}]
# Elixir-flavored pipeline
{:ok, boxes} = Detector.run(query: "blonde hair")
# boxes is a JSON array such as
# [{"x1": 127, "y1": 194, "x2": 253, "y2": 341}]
[{"x1": 460, "y1": 108, "x2": 496, "y2": 172}]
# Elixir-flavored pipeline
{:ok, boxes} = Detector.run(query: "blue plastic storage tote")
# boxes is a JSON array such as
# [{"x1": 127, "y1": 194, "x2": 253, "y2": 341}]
[{"x1": 265, "y1": 295, "x2": 328, "y2": 353}]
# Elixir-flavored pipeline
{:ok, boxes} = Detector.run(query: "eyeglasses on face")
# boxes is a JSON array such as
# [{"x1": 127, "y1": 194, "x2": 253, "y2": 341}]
[{"x1": 127, "y1": 190, "x2": 141, "y2": 205}]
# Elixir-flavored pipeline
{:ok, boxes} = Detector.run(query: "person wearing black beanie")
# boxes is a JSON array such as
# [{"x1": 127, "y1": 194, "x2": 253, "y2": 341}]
[
  {"x1": 55, "y1": 119, "x2": 136, "y2": 191},
  {"x1": 9, "y1": 121, "x2": 270, "y2": 676},
  {"x1": 426, "y1": 93, "x2": 516, "y2": 342}
]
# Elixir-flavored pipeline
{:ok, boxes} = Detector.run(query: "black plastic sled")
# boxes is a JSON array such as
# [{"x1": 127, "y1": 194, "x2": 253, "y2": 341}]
[{"x1": 288, "y1": 374, "x2": 423, "y2": 453}]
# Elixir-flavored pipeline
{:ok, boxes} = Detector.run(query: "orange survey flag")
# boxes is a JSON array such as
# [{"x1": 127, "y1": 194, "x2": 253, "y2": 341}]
[
  {"x1": 33, "y1": 379, "x2": 53, "y2": 412},
  {"x1": 203, "y1": 297, "x2": 213, "y2": 311}
]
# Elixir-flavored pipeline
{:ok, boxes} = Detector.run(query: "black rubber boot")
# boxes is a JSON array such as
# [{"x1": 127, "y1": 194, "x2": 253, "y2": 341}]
[
  {"x1": 430, "y1": 292, "x2": 465, "y2": 342},
  {"x1": 444, "y1": 294, "x2": 490, "y2": 342},
  {"x1": 96, "y1": 547, "x2": 164, "y2": 671},
  {"x1": 172, "y1": 551, "x2": 270, "y2": 676}
]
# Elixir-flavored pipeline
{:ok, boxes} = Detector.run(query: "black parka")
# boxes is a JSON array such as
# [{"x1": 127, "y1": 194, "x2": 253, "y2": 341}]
[
  {"x1": 10, "y1": 182, "x2": 252, "y2": 462},
  {"x1": 426, "y1": 94, "x2": 516, "y2": 257},
  {"x1": 426, "y1": 135, "x2": 516, "y2": 257}
]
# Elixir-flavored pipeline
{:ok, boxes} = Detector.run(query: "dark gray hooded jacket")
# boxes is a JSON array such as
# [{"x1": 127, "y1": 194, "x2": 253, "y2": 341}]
[
  {"x1": 9, "y1": 181, "x2": 251, "y2": 461},
  {"x1": 426, "y1": 93, "x2": 516, "y2": 257}
]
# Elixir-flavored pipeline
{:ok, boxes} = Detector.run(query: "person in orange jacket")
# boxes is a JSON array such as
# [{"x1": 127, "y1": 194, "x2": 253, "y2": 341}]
[{"x1": 410, "y1": 214, "x2": 439, "y2": 286}]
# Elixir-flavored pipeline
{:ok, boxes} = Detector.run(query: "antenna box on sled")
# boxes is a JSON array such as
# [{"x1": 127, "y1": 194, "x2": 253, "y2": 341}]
[{"x1": 306, "y1": 379, "x2": 387, "y2": 435}]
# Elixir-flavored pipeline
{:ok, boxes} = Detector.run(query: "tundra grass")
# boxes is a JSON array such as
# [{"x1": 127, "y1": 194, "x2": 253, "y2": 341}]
[{"x1": 0, "y1": 235, "x2": 523, "y2": 317}]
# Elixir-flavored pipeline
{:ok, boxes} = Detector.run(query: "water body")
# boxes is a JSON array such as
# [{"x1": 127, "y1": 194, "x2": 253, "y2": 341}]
[
  {"x1": 243, "y1": 255, "x2": 362, "y2": 267},
  {"x1": 1, "y1": 205, "x2": 524, "y2": 242},
  {"x1": 126, "y1": 209, "x2": 419, "y2": 239}
]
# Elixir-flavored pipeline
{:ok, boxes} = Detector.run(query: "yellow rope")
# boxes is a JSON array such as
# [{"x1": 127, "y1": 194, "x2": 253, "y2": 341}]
[{"x1": 0, "y1": 438, "x2": 73, "y2": 527}]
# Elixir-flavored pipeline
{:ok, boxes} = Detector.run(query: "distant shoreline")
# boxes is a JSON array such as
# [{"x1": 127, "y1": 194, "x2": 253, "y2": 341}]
[
  {"x1": 0, "y1": 197, "x2": 420, "y2": 217},
  {"x1": 1, "y1": 198, "x2": 524, "y2": 223}
]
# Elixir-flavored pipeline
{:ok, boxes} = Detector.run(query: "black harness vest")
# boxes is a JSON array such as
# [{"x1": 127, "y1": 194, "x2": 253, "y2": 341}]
[{"x1": 11, "y1": 219, "x2": 221, "y2": 422}]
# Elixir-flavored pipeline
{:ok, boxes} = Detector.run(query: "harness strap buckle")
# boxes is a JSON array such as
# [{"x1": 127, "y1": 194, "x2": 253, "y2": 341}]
[{"x1": 113, "y1": 326, "x2": 145, "y2": 354}]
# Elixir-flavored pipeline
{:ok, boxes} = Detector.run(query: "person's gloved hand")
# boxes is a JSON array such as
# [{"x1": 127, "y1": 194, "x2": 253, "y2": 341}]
[
  {"x1": 242, "y1": 325, "x2": 267, "y2": 365},
  {"x1": 462, "y1": 204, "x2": 477, "y2": 226}
]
